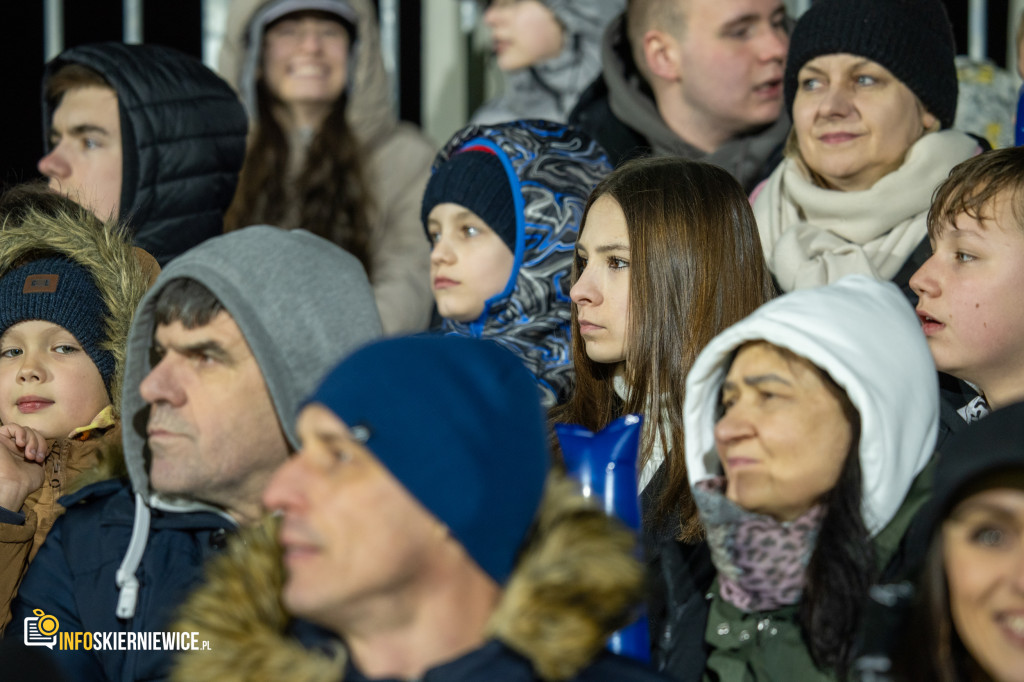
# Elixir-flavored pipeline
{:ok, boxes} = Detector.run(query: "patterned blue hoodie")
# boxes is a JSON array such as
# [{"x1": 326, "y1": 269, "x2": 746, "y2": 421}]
[{"x1": 426, "y1": 120, "x2": 611, "y2": 406}]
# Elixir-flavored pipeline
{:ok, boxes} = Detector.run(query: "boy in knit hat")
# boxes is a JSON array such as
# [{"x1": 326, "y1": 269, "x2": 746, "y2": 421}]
[
  {"x1": 910, "y1": 147, "x2": 1024, "y2": 428},
  {"x1": 421, "y1": 120, "x2": 610, "y2": 406},
  {"x1": 0, "y1": 186, "x2": 152, "y2": 632}
]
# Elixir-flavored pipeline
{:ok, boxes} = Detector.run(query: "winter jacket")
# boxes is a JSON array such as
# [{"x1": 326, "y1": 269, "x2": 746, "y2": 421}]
[
  {"x1": 0, "y1": 417, "x2": 120, "y2": 633},
  {"x1": 0, "y1": 197, "x2": 152, "y2": 633},
  {"x1": 471, "y1": 0, "x2": 624, "y2": 125},
  {"x1": 569, "y1": 15, "x2": 789, "y2": 193},
  {"x1": 170, "y1": 477, "x2": 673, "y2": 681},
  {"x1": 430, "y1": 120, "x2": 611, "y2": 406},
  {"x1": 9, "y1": 227, "x2": 382, "y2": 682},
  {"x1": 219, "y1": 0, "x2": 437, "y2": 335},
  {"x1": 655, "y1": 276, "x2": 940, "y2": 681},
  {"x1": 42, "y1": 43, "x2": 249, "y2": 266}
]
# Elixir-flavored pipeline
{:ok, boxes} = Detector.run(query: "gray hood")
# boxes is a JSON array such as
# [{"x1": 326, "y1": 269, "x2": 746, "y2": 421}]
[
  {"x1": 113, "y1": 226, "x2": 381, "y2": 619},
  {"x1": 471, "y1": 0, "x2": 624, "y2": 124},
  {"x1": 600, "y1": 14, "x2": 790, "y2": 192},
  {"x1": 684, "y1": 276, "x2": 938, "y2": 536}
]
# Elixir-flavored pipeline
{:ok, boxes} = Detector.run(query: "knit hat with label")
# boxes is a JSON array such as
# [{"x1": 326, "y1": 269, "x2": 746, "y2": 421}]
[
  {"x1": 0, "y1": 255, "x2": 113, "y2": 389},
  {"x1": 784, "y1": 0, "x2": 958, "y2": 129}
]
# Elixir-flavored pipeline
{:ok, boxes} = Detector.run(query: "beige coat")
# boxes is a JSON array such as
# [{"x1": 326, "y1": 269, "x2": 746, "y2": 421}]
[{"x1": 219, "y1": 0, "x2": 437, "y2": 335}]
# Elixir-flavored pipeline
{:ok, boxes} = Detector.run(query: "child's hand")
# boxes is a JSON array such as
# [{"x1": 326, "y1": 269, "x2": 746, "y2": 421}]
[
  {"x1": 0, "y1": 423, "x2": 48, "y2": 463},
  {"x1": 0, "y1": 438, "x2": 45, "y2": 513}
]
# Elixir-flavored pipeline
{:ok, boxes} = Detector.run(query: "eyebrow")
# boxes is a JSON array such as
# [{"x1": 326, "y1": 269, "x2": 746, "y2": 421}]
[
  {"x1": 159, "y1": 339, "x2": 232, "y2": 363},
  {"x1": 948, "y1": 500, "x2": 1020, "y2": 523},
  {"x1": 722, "y1": 373, "x2": 793, "y2": 391},
  {"x1": 594, "y1": 242, "x2": 630, "y2": 254},
  {"x1": 51, "y1": 123, "x2": 112, "y2": 141}
]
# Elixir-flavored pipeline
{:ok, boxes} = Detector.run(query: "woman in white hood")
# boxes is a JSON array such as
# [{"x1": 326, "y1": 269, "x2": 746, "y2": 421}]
[{"x1": 663, "y1": 276, "x2": 938, "y2": 680}]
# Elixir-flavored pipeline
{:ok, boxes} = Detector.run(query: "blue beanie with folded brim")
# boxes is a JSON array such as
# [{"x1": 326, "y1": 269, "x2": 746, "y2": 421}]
[{"x1": 306, "y1": 334, "x2": 550, "y2": 585}]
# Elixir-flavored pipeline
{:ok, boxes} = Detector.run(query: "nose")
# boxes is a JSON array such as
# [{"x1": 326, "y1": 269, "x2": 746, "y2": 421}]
[
  {"x1": 38, "y1": 144, "x2": 71, "y2": 183},
  {"x1": 909, "y1": 252, "x2": 939, "y2": 300},
  {"x1": 713, "y1": 403, "x2": 756, "y2": 450},
  {"x1": 16, "y1": 350, "x2": 46, "y2": 384},
  {"x1": 482, "y1": 4, "x2": 500, "y2": 27},
  {"x1": 758, "y1": 24, "x2": 788, "y2": 63},
  {"x1": 569, "y1": 265, "x2": 601, "y2": 307},
  {"x1": 430, "y1": 234, "x2": 455, "y2": 266},
  {"x1": 298, "y1": 26, "x2": 324, "y2": 52},
  {"x1": 262, "y1": 453, "x2": 308, "y2": 513},
  {"x1": 139, "y1": 355, "x2": 186, "y2": 407},
  {"x1": 819, "y1": 83, "x2": 854, "y2": 118}
]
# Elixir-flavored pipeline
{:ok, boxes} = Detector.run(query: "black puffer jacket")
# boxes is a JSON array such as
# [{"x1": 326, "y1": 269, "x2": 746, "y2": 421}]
[{"x1": 42, "y1": 42, "x2": 248, "y2": 265}]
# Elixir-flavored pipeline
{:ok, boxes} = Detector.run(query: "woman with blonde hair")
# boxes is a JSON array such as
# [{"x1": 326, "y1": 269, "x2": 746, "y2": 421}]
[{"x1": 752, "y1": 0, "x2": 981, "y2": 299}]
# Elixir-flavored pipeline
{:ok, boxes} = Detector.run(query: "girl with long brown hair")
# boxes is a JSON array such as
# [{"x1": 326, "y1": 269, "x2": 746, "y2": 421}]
[{"x1": 552, "y1": 156, "x2": 775, "y2": 544}]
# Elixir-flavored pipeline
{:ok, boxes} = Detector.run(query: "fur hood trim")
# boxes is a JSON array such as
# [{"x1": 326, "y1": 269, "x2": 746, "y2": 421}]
[
  {"x1": 171, "y1": 474, "x2": 643, "y2": 681},
  {"x1": 0, "y1": 193, "x2": 153, "y2": 418}
]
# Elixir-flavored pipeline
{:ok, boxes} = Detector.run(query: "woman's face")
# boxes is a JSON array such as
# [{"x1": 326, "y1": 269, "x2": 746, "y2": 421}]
[
  {"x1": 943, "y1": 484, "x2": 1024, "y2": 682},
  {"x1": 262, "y1": 13, "x2": 349, "y2": 121},
  {"x1": 483, "y1": 0, "x2": 564, "y2": 72},
  {"x1": 570, "y1": 195, "x2": 631, "y2": 366},
  {"x1": 715, "y1": 342, "x2": 854, "y2": 522},
  {"x1": 793, "y1": 53, "x2": 937, "y2": 192}
]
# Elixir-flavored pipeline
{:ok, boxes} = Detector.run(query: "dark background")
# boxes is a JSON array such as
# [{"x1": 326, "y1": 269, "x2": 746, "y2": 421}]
[{"x1": 0, "y1": 0, "x2": 1010, "y2": 193}]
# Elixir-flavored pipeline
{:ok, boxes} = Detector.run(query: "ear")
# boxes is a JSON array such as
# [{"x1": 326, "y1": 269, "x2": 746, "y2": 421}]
[
  {"x1": 921, "y1": 107, "x2": 940, "y2": 133},
  {"x1": 642, "y1": 29, "x2": 682, "y2": 82}
]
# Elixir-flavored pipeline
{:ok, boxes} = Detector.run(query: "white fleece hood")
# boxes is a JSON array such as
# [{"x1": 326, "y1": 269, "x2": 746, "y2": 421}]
[{"x1": 684, "y1": 276, "x2": 938, "y2": 536}]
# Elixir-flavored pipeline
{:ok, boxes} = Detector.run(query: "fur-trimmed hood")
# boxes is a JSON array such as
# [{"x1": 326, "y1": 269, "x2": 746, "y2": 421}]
[
  {"x1": 0, "y1": 192, "x2": 153, "y2": 420},
  {"x1": 171, "y1": 474, "x2": 644, "y2": 681}
]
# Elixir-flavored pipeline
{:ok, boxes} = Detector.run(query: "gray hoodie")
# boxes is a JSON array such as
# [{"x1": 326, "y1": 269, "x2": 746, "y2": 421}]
[
  {"x1": 471, "y1": 0, "x2": 624, "y2": 125},
  {"x1": 115, "y1": 226, "x2": 382, "y2": 617}
]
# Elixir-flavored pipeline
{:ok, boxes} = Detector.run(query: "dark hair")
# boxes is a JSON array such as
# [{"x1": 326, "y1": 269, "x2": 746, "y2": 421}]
[
  {"x1": 551, "y1": 157, "x2": 775, "y2": 542},
  {"x1": 153, "y1": 278, "x2": 225, "y2": 329},
  {"x1": 224, "y1": 46, "x2": 374, "y2": 275},
  {"x1": 45, "y1": 62, "x2": 113, "y2": 110},
  {"x1": 928, "y1": 147, "x2": 1024, "y2": 240}
]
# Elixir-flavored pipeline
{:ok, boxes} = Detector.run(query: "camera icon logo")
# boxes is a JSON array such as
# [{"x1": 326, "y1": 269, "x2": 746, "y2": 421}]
[{"x1": 24, "y1": 608, "x2": 60, "y2": 649}]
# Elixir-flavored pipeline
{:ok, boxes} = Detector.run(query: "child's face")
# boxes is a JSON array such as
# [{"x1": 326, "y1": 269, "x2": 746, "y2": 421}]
[
  {"x1": 483, "y1": 0, "x2": 564, "y2": 72},
  {"x1": 0, "y1": 320, "x2": 110, "y2": 439},
  {"x1": 427, "y1": 203, "x2": 516, "y2": 322},
  {"x1": 910, "y1": 193, "x2": 1024, "y2": 406}
]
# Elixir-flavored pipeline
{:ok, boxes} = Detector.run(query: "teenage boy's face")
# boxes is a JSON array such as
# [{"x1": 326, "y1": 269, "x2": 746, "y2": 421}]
[
  {"x1": 910, "y1": 192, "x2": 1024, "y2": 406},
  {"x1": 0, "y1": 320, "x2": 110, "y2": 440},
  {"x1": 427, "y1": 203, "x2": 516, "y2": 322},
  {"x1": 38, "y1": 86, "x2": 123, "y2": 221}
]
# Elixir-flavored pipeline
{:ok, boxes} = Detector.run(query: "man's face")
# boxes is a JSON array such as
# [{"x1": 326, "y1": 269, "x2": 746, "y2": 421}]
[
  {"x1": 263, "y1": 404, "x2": 446, "y2": 634},
  {"x1": 38, "y1": 86, "x2": 123, "y2": 221},
  {"x1": 674, "y1": 0, "x2": 788, "y2": 139},
  {"x1": 139, "y1": 311, "x2": 289, "y2": 523}
]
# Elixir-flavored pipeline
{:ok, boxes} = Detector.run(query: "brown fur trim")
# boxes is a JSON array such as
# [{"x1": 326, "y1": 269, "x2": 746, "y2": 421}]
[
  {"x1": 171, "y1": 475, "x2": 644, "y2": 681},
  {"x1": 0, "y1": 185, "x2": 155, "y2": 482},
  {"x1": 170, "y1": 517, "x2": 346, "y2": 682},
  {"x1": 487, "y1": 473, "x2": 645, "y2": 680}
]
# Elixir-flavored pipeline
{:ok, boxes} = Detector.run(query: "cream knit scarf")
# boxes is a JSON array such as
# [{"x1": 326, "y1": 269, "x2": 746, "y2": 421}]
[{"x1": 754, "y1": 130, "x2": 978, "y2": 292}]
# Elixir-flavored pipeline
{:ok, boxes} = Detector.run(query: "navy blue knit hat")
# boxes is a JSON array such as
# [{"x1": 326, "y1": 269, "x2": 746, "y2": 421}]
[
  {"x1": 0, "y1": 256, "x2": 114, "y2": 390},
  {"x1": 307, "y1": 334, "x2": 549, "y2": 584},
  {"x1": 421, "y1": 150, "x2": 518, "y2": 254},
  {"x1": 784, "y1": 0, "x2": 958, "y2": 129}
]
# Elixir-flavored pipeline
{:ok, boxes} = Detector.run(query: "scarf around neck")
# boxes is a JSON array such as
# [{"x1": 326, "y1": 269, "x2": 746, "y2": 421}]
[
  {"x1": 694, "y1": 477, "x2": 825, "y2": 613},
  {"x1": 753, "y1": 130, "x2": 978, "y2": 291}
]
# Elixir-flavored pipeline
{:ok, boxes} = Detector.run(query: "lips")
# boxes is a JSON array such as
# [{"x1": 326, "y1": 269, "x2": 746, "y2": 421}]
[
  {"x1": 998, "y1": 612, "x2": 1024, "y2": 645},
  {"x1": 16, "y1": 396, "x2": 53, "y2": 414},
  {"x1": 578, "y1": 319, "x2": 604, "y2": 334},
  {"x1": 819, "y1": 132, "x2": 861, "y2": 144},
  {"x1": 288, "y1": 63, "x2": 328, "y2": 77},
  {"x1": 753, "y1": 78, "x2": 783, "y2": 98},
  {"x1": 433, "y1": 277, "x2": 459, "y2": 290},
  {"x1": 916, "y1": 310, "x2": 944, "y2": 335}
]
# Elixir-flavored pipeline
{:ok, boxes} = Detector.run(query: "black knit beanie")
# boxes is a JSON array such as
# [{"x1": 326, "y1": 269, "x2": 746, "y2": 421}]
[
  {"x1": 784, "y1": 0, "x2": 958, "y2": 129},
  {"x1": 421, "y1": 150, "x2": 518, "y2": 254},
  {"x1": 0, "y1": 256, "x2": 114, "y2": 390}
]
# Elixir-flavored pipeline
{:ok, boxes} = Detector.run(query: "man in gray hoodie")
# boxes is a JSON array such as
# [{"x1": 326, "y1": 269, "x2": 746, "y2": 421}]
[
  {"x1": 9, "y1": 227, "x2": 382, "y2": 682},
  {"x1": 571, "y1": 0, "x2": 791, "y2": 192}
]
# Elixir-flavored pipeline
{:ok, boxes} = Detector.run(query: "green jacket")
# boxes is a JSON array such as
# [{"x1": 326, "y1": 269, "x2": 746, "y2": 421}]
[{"x1": 702, "y1": 456, "x2": 936, "y2": 682}]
